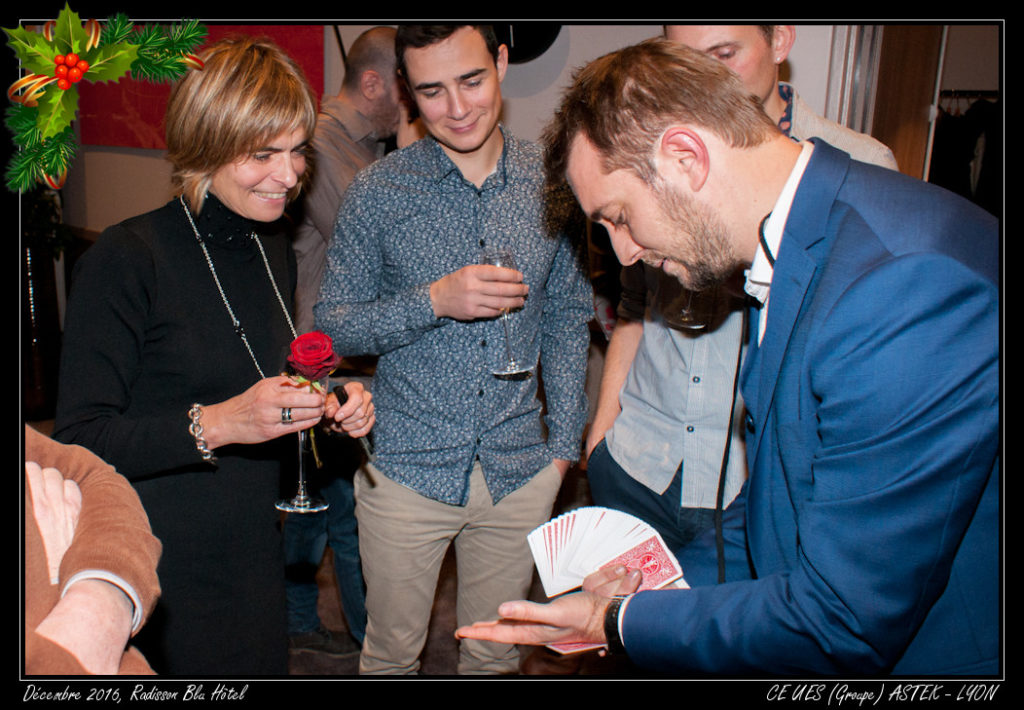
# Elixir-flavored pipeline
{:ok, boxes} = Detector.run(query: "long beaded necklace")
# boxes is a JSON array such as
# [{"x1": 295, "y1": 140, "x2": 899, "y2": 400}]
[{"x1": 180, "y1": 195, "x2": 297, "y2": 379}]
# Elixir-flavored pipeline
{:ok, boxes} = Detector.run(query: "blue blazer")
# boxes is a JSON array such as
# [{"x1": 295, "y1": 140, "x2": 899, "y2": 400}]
[{"x1": 622, "y1": 140, "x2": 999, "y2": 676}]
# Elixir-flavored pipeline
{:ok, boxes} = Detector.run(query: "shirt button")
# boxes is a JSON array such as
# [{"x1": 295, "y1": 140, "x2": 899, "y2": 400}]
[
  {"x1": 692, "y1": 375, "x2": 701, "y2": 383},
  {"x1": 686, "y1": 425, "x2": 695, "y2": 433},
  {"x1": 478, "y1": 389, "x2": 484, "y2": 397},
  {"x1": 479, "y1": 238, "x2": 486, "y2": 247},
  {"x1": 480, "y1": 340, "x2": 487, "y2": 347}
]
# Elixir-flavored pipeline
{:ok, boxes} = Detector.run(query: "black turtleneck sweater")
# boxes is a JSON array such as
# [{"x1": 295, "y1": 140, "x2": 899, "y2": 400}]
[{"x1": 54, "y1": 194, "x2": 297, "y2": 675}]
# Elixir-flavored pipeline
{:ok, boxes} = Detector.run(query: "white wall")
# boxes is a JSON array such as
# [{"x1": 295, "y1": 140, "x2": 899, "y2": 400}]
[{"x1": 62, "y1": 23, "x2": 841, "y2": 233}]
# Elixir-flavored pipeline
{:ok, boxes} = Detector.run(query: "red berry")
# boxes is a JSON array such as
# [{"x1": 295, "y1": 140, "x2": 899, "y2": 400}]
[
  {"x1": 68, "y1": 67, "x2": 82, "y2": 83},
  {"x1": 65, "y1": 53, "x2": 79, "y2": 65},
  {"x1": 54, "y1": 54, "x2": 65, "y2": 65},
  {"x1": 55, "y1": 64, "x2": 69, "y2": 78},
  {"x1": 57, "y1": 78, "x2": 71, "y2": 90},
  {"x1": 76, "y1": 60, "x2": 89, "y2": 73}
]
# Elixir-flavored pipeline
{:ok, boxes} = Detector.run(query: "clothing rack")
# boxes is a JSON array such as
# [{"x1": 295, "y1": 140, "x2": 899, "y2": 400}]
[
  {"x1": 939, "y1": 89, "x2": 999, "y2": 99},
  {"x1": 928, "y1": 88, "x2": 1001, "y2": 217},
  {"x1": 938, "y1": 89, "x2": 999, "y2": 113}
]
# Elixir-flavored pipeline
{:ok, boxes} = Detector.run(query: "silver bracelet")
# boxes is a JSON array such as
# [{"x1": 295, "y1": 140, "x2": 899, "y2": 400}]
[{"x1": 188, "y1": 403, "x2": 217, "y2": 463}]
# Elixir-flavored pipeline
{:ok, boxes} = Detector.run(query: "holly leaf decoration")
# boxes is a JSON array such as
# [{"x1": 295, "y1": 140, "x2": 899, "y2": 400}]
[
  {"x1": 35, "y1": 82, "x2": 78, "y2": 140},
  {"x1": 84, "y1": 41, "x2": 139, "y2": 83},
  {"x1": 4, "y1": 104, "x2": 77, "y2": 192},
  {"x1": 48, "y1": 3, "x2": 89, "y2": 55},
  {"x1": 3, "y1": 6, "x2": 206, "y2": 192},
  {"x1": 3, "y1": 27, "x2": 57, "y2": 75}
]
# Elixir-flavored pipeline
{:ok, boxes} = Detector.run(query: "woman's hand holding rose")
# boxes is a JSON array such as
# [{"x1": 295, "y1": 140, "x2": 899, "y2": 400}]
[
  {"x1": 200, "y1": 376, "x2": 326, "y2": 450},
  {"x1": 198, "y1": 332, "x2": 372, "y2": 452}
]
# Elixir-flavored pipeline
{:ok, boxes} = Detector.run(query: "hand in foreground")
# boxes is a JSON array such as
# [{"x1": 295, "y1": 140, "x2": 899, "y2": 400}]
[
  {"x1": 26, "y1": 462, "x2": 82, "y2": 584},
  {"x1": 455, "y1": 589, "x2": 611, "y2": 648},
  {"x1": 202, "y1": 375, "x2": 326, "y2": 450},
  {"x1": 35, "y1": 578, "x2": 134, "y2": 675},
  {"x1": 582, "y1": 564, "x2": 643, "y2": 597},
  {"x1": 325, "y1": 381, "x2": 375, "y2": 438},
  {"x1": 454, "y1": 567, "x2": 641, "y2": 648},
  {"x1": 430, "y1": 264, "x2": 529, "y2": 321}
]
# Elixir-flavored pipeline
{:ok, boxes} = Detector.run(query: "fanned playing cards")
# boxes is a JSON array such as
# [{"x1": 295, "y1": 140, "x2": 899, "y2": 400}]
[{"x1": 527, "y1": 506, "x2": 688, "y2": 654}]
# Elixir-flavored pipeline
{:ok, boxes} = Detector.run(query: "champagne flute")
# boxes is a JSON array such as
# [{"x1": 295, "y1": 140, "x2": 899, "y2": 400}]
[
  {"x1": 276, "y1": 376, "x2": 329, "y2": 513},
  {"x1": 668, "y1": 290, "x2": 707, "y2": 330},
  {"x1": 480, "y1": 247, "x2": 534, "y2": 380},
  {"x1": 662, "y1": 280, "x2": 720, "y2": 331}
]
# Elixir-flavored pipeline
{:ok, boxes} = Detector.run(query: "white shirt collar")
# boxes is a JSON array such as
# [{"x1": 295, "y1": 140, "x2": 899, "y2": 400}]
[{"x1": 744, "y1": 140, "x2": 815, "y2": 304}]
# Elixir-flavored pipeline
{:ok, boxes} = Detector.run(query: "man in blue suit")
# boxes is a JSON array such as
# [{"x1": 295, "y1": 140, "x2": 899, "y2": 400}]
[{"x1": 456, "y1": 38, "x2": 999, "y2": 675}]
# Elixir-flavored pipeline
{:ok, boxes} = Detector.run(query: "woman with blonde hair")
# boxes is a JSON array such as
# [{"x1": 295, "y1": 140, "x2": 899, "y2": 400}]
[{"x1": 54, "y1": 36, "x2": 374, "y2": 675}]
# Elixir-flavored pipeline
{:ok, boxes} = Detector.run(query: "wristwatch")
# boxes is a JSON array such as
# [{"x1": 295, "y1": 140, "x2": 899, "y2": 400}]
[{"x1": 603, "y1": 595, "x2": 630, "y2": 655}]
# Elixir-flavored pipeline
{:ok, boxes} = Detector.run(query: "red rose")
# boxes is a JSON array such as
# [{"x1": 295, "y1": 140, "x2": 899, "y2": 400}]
[{"x1": 287, "y1": 331, "x2": 341, "y2": 383}]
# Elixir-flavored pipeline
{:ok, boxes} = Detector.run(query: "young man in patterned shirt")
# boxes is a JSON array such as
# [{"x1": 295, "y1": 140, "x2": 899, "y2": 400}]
[{"x1": 314, "y1": 24, "x2": 592, "y2": 675}]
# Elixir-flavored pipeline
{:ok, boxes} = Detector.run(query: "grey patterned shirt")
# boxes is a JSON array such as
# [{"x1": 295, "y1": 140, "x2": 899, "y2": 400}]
[{"x1": 314, "y1": 129, "x2": 592, "y2": 505}]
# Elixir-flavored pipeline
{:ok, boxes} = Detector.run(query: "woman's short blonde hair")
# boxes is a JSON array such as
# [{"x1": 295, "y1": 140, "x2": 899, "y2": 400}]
[{"x1": 165, "y1": 35, "x2": 317, "y2": 213}]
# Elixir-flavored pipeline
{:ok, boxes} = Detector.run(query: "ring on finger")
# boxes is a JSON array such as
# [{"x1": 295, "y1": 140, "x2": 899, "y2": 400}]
[{"x1": 281, "y1": 407, "x2": 292, "y2": 424}]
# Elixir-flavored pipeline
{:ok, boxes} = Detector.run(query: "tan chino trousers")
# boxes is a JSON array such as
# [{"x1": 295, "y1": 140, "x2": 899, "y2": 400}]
[{"x1": 354, "y1": 458, "x2": 562, "y2": 674}]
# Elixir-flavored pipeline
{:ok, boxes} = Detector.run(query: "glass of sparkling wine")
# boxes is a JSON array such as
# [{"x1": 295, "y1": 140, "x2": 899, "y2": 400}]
[
  {"x1": 276, "y1": 377, "x2": 329, "y2": 513},
  {"x1": 480, "y1": 247, "x2": 534, "y2": 380}
]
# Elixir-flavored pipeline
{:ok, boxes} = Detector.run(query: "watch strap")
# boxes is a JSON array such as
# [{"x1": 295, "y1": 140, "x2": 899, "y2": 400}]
[{"x1": 603, "y1": 595, "x2": 629, "y2": 655}]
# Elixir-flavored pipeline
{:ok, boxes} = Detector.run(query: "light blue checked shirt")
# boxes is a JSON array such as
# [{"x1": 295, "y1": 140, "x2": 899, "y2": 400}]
[{"x1": 605, "y1": 266, "x2": 748, "y2": 509}]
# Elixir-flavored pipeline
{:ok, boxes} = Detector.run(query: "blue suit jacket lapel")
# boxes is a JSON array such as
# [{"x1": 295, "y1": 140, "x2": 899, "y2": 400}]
[{"x1": 745, "y1": 140, "x2": 852, "y2": 469}]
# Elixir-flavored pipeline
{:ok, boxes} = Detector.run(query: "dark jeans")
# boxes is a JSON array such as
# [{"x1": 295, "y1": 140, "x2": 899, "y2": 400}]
[
  {"x1": 283, "y1": 462, "x2": 366, "y2": 642},
  {"x1": 587, "y1": 438, "x2": 715, "y2": 553}
]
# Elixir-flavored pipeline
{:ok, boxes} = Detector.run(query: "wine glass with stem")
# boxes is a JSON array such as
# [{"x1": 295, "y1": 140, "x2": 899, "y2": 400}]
[
  {"x1": 276, "y1": 376, "x2": 329, "y2": 513},
  {"x1": 669, "y1": 290, "x2": 708, "y2": 330},
  {"x1": 662, "y1": 278, "x2": 723, "y2": 331},
  {"x1": 480, "y1": 247, "x2": 534, "y2": 380}
]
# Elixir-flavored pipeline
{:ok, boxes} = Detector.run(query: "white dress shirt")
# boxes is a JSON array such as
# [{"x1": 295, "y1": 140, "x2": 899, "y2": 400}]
[{"x1": 744, "y1": 141, "x2": 815, "y2": 344}]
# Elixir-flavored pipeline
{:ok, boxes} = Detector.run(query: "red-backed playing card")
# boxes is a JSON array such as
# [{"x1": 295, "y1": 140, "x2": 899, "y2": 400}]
[{"x1": 599, "y1": 534, "x2": 682, "y2": 591}]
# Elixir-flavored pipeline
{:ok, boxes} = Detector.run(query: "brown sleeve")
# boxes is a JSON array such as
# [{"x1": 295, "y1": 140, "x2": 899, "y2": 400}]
[
  {"x1": 24, "y1": 633, "x2": 88, "y2": 675},
  {"x1": 24, "y1": 425, "x2": 162, "y2": 673},
  {"x1": 24, "y1": 630, "x2": 156, "y2": 675}
]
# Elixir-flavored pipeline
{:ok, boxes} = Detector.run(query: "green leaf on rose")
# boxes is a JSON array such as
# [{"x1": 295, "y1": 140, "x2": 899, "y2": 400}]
[{"x1": 289, "y1": 375, "x2": 326, "y2": 393}]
